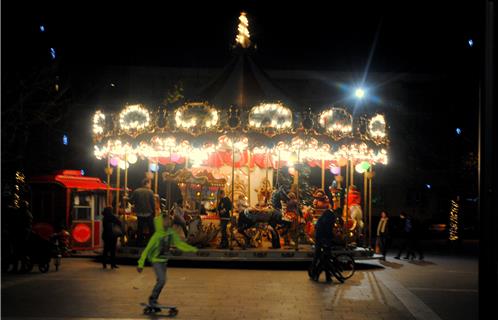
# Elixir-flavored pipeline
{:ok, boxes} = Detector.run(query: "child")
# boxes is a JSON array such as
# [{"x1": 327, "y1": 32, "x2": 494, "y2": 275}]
[{"x1": 137, "y1": 213, "x2": 197, "y2": 309}]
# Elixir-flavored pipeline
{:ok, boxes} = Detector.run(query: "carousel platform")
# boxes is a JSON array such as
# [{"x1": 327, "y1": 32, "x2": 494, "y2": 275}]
[{"x1": 111, "y1": 245, "x2": 378, "y2": 262}]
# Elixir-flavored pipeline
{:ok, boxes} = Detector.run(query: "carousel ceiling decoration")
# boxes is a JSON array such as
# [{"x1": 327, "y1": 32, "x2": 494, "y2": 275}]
[
  {"x1": 92, "y1": 102, "x2": 389, "y2": 167},
  {"x1": 319, "y1": 107, "x2": 353, "y2": 140},
  {"x1": 367, "y1": 113, "x2": 388, "y2": 144},
  {"x1": 92, "y1": 110, "x2": 106, "y2": 137},
  {"x1": 174, "y1": 102, "x2": 219, "y2": 134},
  {"x1": 248, "y1": 102, "x2": 293, "y2": 136},
  {"x1": 119, "y1": 104, "x2": 151, "y2": 136}
]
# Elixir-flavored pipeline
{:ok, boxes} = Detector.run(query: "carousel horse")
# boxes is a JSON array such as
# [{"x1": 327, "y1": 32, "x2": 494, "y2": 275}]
[
  {"x1": 237, "y1": 186, "x2": 290, "y2": 249},
  {"x1": 186, "y1": 214, "x2": 219, "y2": 248}
]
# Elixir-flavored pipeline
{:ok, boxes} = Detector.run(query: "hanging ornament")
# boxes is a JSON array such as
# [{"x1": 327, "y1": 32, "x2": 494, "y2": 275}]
[
  {"x1": 330, "y1": 165, "x2": 341, "y2": 175},
  {"x1": 119, "y1": 160, "x2": 129, "y2": 170},
  {"x1": 149, "y1": 163, "x2": 159, "y2": 172},
  {"x1": 338, "y1": 158, "x2": 348, "y2": 167},
  {"x1": 355, "y1": 163, "x2": 366, "y2": 174},
  {"x1": 110, "y1": 157, "x2": 119, "y2": 167},
  {"x1": 127, "y1": 154, "x2": 138, "y2": 164},
  {"x1": 360, "y1": 161, "x2": 371, "y2": 170}
]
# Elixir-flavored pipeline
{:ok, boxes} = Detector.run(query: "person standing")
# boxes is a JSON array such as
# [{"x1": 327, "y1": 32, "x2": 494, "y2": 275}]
[
  {"x1": 130, "y1": 179, "x2": 156, "y2": 245},
  {"x1": 217, "y1": 190, "x2": 232, "y2": 249},
  {"x1": 376, "y1": 211, "x2": 390, "y2": 261},
  {"x1": 394, "y1": 212, "x2": 412, "y2": 259},
  {"x1": 311, "y1": 208, "x2": 341, "y2": 283},
  {"x1": 102, "y1": 207, "x2": 122, "y2": 269}
]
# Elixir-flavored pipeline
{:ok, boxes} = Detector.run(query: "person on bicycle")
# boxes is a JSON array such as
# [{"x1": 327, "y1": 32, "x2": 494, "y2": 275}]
[{"x1": 312, "y1": 207, "x2": 341, "y2": 282}]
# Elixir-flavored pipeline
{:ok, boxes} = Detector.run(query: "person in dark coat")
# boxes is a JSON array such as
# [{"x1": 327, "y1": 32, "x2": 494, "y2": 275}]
[
  {"x1": 312, "y1": 208, "x2": 341, "y2": 282},
  {"x1": 102, "y1": 207, "x2": 122, "y2": 269},
  {"x1": 129, "y1": 179, "x2": 156, "y2": 245},
  {"x1": 394, "y1": 212, "x2": 412, "y2": 259},
  {"x1": 217, "y1": 190, "x2": 232, "y2": 249},
  {"x1": 376, "y1": 211, "x2": 390, "y2": 260}
]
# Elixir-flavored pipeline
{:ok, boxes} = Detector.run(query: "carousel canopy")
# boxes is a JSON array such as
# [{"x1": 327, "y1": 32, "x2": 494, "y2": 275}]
[{"x1": 91, "y1": 13, "x2": 390, "y2": 170}]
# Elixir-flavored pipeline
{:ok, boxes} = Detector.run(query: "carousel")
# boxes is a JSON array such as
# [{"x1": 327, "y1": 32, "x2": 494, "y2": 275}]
[{"x1": 91, "y1": 13, "x2": 389, "y2": 260}]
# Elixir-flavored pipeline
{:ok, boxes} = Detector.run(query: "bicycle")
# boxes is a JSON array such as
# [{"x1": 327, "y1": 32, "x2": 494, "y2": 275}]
[{"x1": 308, "y1": 245, "x2": 355, "y2": 283}]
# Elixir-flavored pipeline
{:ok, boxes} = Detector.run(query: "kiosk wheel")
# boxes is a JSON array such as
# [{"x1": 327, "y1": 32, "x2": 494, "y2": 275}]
[{"x1": 39, "y1": 262, "x2": 50, "y2": 273}]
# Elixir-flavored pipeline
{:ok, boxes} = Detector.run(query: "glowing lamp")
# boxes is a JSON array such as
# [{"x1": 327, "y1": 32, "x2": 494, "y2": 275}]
[
  {"x1": 149, "y1": 163, "x2": 159, "y2": 172},
  {"x1": 355, "y1": 88, "x2": 365, "y2": 99},
  {"x1": 127, "y1": 154, "x2": 138, "y2": 164},
  {"x1": 330, "y1": 165, "x2": 341, "y2": 175},
  {"x1": 360, "y1": 161, "x2": 371, "y2": 170},
  {"x1": 355, "y1": 163, "x2": 366, "y2": 174},
  {"x1": 72, "y1": 224, "x2": 91, "y2": 243},
  {"x1": 110, "y1": 157, "x2": 119, "y2": 167}
]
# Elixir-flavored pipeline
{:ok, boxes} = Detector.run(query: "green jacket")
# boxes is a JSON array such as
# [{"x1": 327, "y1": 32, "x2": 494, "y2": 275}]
[{"x1": 138, "y1": 215, "x2": 198, "y2": 268}]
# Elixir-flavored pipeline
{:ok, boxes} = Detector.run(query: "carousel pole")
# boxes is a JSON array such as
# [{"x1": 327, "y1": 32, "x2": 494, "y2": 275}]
[
  {"x1": 296, "y1": 148, "x2": 300, "y2": 202},
  {"x1": 368, "y1": 166, "x2": 373, "y2": 249},
  {"x1": 363, "y1": 170, "x2": 368, "y2": 247},
  {"x1": 265, "y1": 149, "x2": 269, "y2": 187},
  {"x1": 154, "y1": 158, "x2": 159, "y2": 195},
  {"x1": 231, "y1": 141, "x2": 235, "y2": 209},
  {"x1": 247, "y1": 149, "x2": 251, "y2": 205},
  {"x1": 115, "y1": 164, "x2": 121, "y2": 215},
  {"x1": 321, "y1": 158, "x2": 325, "y2": 190},
  {"x1": 350, "y1": 160, "x2": 354, "y2": 187},
  {"x1": 124, "y1": 153, "x2": 128, "y2": 207},
  {"x1": 106, "y1": 156, "x2": 111, "y2": 205},
  {"x1": 344, "y1": 159, "x2": 349, "y2": 245},
  {"x1": 276, "y1": 150, "x2": 281, "y2": 187}
]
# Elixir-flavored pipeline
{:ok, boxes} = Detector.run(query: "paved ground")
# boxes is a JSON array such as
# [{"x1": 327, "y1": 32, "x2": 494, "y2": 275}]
[{"x1": 1, "y1": 253, "x2": 477, "y2": 320}]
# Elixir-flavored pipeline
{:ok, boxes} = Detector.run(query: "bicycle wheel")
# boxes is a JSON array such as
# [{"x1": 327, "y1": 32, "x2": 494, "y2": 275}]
[{"x1": 333, "y1": 254, "x2": 355, "y2": 279}]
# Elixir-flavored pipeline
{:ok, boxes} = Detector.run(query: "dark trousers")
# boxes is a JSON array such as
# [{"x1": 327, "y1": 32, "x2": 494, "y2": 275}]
[
  {"x1": 397, "y1": 237, "x2": 409, "y2": 258},
  {"x1": 311, "y1": 245, "x2": 332, "y2": 281},
  {"x1": 377, "y1": 234, "x2": 389, "y2": 257},
  {"x1": 137, "y1": 215, "x2": 154, "y2": 244},
  {"x1": 219, "y1": 218, "x2": 229, "y2": 248},
  {"x1": 102, "y1": 237, "x2": 117, "y2": 267}
]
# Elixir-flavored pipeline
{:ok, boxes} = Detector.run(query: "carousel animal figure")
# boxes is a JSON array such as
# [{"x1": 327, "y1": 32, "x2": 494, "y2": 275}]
[
  {"x1": 312, "y1": 189, "x2": 330, "y2": 217},
  {"x1": 186, "y1": 214, "x2": 219, "y2": 248},
  {"x1": 301, "y1": 206, "x2": 316, "y2": 244},
  {"x1": 255, "y1": 178, "x2": 272, "y2": 206},
  {"x1": 237, "y1": 185, "x2": 290, "y2": 249},
  {"x1": 329, "y1": 184, "x2": 342, "y2": 210},
  {"x1": 343, "y1": 185, "x2": 364, "y2": 245}
]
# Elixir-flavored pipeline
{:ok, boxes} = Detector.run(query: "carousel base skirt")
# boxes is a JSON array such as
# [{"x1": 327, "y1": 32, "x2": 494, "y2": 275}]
[{"x1": 110, "y1": 245, "x2": 378, "y2": 262}]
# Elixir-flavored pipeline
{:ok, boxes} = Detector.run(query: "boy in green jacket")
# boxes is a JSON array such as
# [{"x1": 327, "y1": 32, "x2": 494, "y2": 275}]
[{"x1": 137, "y1": 214, "x2": 197, "y2": 308}]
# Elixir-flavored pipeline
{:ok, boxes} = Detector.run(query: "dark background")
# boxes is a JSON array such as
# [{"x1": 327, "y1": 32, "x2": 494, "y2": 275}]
[{"x1": 1, "y1": 0, "x2": 481, "y2": 233}]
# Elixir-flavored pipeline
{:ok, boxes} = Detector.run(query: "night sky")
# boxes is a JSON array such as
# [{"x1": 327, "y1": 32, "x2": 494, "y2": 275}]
[{"x1": 2, "y1": 0, "x2": 482, "y2": 222}]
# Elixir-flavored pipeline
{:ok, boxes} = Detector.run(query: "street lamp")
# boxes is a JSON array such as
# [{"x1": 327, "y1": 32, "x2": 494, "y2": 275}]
[{"x1": 355, "y1": 88, "x2": 365, "y2": 99}]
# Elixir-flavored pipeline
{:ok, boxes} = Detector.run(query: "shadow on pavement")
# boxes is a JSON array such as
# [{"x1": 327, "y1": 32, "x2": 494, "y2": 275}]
[
  {"x1": 380, "y1": 260, "x2": 403, "y2": 269},
  {"x1": 408, "y1": 260, "x2": 436, "y2": 266},
  {"x1": 90, "y1": 256, "x2": 385, "y2": 271}
]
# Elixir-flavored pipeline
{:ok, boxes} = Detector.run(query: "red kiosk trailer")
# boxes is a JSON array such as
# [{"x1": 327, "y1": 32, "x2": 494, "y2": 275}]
[{"x1": 29, "y1": 170, "x2": 112, "y2": 251}]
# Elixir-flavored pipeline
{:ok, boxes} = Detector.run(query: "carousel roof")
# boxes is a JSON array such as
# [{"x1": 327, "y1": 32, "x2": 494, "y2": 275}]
[
  {"x1": 90, "y1": 13, "x2": 390, "y2": 169},
  {"x1": 195, "y1": 49, "x2": 291, "y2": 108}
]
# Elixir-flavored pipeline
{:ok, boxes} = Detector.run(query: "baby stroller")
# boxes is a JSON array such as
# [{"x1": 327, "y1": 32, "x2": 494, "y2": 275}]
[{"x1": 23, "y1": 232, "x2": 55, "y2": 273}]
